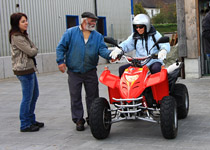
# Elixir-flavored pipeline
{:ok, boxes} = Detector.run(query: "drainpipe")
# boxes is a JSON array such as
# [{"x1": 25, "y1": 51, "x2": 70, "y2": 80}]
[
  {"x1": 94, "y1": 0, "x2": 98, "y2": 30},
  {"x1": 94, "y1": 0, "x2": 98, "y2": 16},
  {"x1": 130, "y1": 0, "x2": 134, "y2": 33},
  {"x1": 131, "y1": 0, "x2": 135, "y2": 57},
  {"x1": 131, "y1": 0, "x2": 134, "y2": 16}
]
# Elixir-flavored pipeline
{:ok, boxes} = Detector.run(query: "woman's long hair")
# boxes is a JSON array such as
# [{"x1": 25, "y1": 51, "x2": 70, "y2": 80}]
[
  {"x1": 9, "y1": 12, "x2": 28, "y2": 43},
  {"x1": 133, "y1": 25, "x2": 148, "y2": 50}
]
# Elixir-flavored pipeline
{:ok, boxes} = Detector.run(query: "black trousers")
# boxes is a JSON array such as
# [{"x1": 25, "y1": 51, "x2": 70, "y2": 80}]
[
  {"x1": 67, "y1": 69, "x2": 99, "y2": 124},
  {"x1": 119, "y1": 62, "x2": 162, "y2": 77}
]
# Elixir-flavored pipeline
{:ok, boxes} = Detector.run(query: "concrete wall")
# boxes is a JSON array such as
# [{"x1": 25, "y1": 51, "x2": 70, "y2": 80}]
[
  {"x1": 185, "y1": 58, "x2": 201, "y2": 78},
  {"x1": 0, "y1": 56, "x2": 14, "y2": 79},
  {"x1": 0, "y1": 53, "x2": 108, "y2": 79},
  {"x1": 0, "y1": 53, "x2": 58, "y2": 79}
]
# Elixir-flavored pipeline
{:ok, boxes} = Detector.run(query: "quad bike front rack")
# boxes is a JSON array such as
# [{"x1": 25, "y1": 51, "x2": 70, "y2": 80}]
[{"x1": 110, "y1": 97, "x2": 159, "y2": 123}]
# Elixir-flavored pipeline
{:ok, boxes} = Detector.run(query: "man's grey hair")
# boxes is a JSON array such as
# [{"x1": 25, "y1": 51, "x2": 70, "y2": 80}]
[{"x1": 81, "y1": 17, "x2": 87, "y2": 24}]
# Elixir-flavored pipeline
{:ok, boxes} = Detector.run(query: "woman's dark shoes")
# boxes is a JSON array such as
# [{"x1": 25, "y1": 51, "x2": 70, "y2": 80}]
[
  {"x1": 33, "y1": 121, "x2": 44, "y2": 128},
  {"x1": 20, "y1": 124, "x2": 39, "y2": 132}
]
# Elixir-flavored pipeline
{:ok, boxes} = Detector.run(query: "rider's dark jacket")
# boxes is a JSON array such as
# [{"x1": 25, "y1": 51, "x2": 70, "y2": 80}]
[{"x1": 202, "y1": 11, "x2": 210, "y2": 54}]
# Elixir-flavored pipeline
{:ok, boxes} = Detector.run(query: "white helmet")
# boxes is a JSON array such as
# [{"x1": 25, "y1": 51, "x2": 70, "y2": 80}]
[{"x1": 133, "y1": 14, "x2": 151, "y2": 33}]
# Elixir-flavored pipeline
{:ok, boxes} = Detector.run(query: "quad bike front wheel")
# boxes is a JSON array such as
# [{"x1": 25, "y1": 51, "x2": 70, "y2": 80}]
[
  {"x1": 171, "y1": 83, "x2": 189, "y2": 119},
  {"x1": 89, "y1": 97, "x2": 111, "y2": 139},
  {"x1": 160, "y1": 96, "x2": 178, "y2": 139}
]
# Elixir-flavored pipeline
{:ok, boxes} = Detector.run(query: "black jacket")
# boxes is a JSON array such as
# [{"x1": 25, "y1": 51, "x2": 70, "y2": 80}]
[{"x1": 202, "y1": 11, "x2": 210, "y2": 54}]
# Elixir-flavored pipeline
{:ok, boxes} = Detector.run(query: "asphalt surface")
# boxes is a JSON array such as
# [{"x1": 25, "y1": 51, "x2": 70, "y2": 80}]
[{"x1": 1, "y1": 63, "x2": 210, "y2": 150}]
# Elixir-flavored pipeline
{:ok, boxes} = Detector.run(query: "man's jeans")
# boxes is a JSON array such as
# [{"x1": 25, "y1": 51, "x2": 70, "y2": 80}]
[{"x1": 17, "y1": 72, "x2": 39, "y2": 130}]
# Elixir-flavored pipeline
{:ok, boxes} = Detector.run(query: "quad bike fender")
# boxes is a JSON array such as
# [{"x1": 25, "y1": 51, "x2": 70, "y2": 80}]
[
  {"x1": 108, "y1": 87, "x2": 121, "y2": 104},
  {"x1": 146, "y1": 69, "x2": 169, "y2": 101},
  {"x1": 99, "y1": 70, "x2": 121, "y2": 104},
  {"x1": 99, "y1": 70, "x2": 120, "y2": 89},
  {"x1": 146, "y1": 69, "x2": 168, "y2": 87}
]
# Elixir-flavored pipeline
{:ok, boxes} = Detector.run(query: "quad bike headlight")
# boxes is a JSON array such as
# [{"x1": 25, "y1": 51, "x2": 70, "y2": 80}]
[{"x1": 125, "y1": 75, "x2": 139, "y2": 83}]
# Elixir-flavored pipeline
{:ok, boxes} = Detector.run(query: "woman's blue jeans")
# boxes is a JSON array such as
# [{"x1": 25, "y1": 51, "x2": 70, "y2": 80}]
[{"x1": 17, "y1": 72, "x2": 39, "y2": 130}]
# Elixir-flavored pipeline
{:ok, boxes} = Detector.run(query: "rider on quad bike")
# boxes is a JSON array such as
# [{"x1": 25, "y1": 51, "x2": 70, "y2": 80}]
[
  {"x1": 89, "y1": 14, "x2": 189, "y2": 140},
  {"x1": 109, "y1": 14, "x2": 170, "y2": 77}
]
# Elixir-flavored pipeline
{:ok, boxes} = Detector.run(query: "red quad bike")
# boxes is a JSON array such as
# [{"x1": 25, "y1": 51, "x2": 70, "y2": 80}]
[{"x1": 89, "y1": 36, "x2": 189, "y2": 140}]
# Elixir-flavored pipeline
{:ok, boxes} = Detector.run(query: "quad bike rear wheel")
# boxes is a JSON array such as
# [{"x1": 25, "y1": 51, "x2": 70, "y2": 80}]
[
  {"x1": 89, "y1": 97, "x2": 111, "y2": 139},
  {"x1": 160, "y1": 96, "x2": 178, "y2": 139},
  {"x1": 171, "y1": 83, "x2": 189, "y2": 119}
]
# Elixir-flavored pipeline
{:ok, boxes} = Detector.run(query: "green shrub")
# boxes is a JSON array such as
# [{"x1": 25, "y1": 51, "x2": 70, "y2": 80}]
[
  {"x1": 153, "y1": 23, "x2": 177, "y2": 35},
  {"x1": 134, "y1": 2, "x2": 148, "y2": 15},
  {"x1": 152, "y1": 3, "x2": 177, "y2": 24}
]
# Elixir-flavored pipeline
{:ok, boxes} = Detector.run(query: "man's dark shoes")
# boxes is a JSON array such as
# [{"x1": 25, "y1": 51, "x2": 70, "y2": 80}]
[
  {"x1": 76, "y1": 120, "x2": 85, "y2": 131},
  {"x1": 33, "y1": 121, "x2": 44, "y2": 128},
  {"x1": 86, "y1": 117, "x2": 89, "y2": 125},
  {"x1": 20, "y1": 124, "x2": 39, "y2": 132}
]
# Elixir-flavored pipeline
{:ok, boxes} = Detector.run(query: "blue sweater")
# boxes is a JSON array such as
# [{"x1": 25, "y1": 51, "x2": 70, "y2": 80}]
[{"x1": 56, "y1": 26, "x2": 111, "y2": 73}]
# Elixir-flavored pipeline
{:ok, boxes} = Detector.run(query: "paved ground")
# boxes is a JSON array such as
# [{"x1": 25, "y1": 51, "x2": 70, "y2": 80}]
[{"x1": 1, "y1": 63, "x2": 210, "y2": 150}]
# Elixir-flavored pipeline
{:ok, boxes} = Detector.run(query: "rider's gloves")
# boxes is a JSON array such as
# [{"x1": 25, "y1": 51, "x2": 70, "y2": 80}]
[
  {"x1": 158, "y1": 49, "x2": 167, "y2": 60},
  {"x1": 109, "y1": 47, "x2": 123, "y2": 59}
]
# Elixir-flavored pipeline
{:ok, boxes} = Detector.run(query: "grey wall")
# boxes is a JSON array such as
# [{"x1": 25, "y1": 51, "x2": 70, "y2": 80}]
[
  {"x1": 97, "y1": 0, "x2": 132, "y2": 40},
  {"x1": 0, "y1": 0, "x2": 132, "y2": 57},
  {"x1": 0, "y1": 0, "x2": 132, "y2": 79}
]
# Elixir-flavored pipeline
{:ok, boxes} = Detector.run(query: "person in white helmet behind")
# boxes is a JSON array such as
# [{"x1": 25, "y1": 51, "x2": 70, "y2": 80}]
[{"x1": 109, "y1": 14, "x2": 170, "y2": 77}]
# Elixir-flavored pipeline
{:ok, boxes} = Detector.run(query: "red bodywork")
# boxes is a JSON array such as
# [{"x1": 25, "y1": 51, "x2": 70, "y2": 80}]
[{"x1": 99, "y1": 65, "x2": 169, "y2": 104}]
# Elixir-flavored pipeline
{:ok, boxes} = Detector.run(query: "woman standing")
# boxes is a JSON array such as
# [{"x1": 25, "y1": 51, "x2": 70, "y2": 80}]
[{"x1": 9, "y1": 12, "x2": 44, "y2": 132}]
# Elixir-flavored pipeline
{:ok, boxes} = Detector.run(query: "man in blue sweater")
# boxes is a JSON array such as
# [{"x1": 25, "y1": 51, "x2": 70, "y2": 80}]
[{"x1": 56, "y1": 12, "x2": 112, "y2": 131}]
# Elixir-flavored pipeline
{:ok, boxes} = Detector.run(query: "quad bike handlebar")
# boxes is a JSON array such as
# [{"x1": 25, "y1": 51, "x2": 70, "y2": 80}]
[
  {"x1": 104, "y1": 36, "x2": 169, "y2": 49},
  {"x1": 104, "y1": 36, "x2": 169, "y2": 67},
  {"x1": 122, "y1": 54, "x2": 158, "y2": 67}
]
